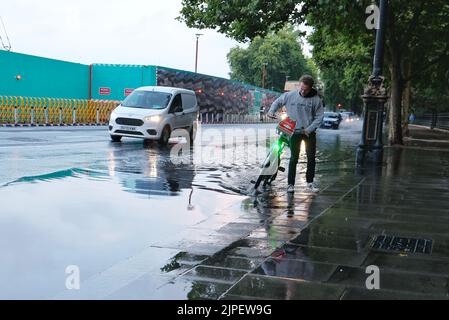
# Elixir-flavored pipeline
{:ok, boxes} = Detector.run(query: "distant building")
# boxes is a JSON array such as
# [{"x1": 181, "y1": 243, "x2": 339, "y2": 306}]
[{"x1": 284, "y1": 81, "x2": 300, "y2": 92}]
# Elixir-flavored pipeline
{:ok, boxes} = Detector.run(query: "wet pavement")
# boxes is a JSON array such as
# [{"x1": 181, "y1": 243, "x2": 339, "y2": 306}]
[
  {"x1": 1, "y1": 121, "x2": 449, "y2": 299},
  {"x1": 404, "y1": 124, "x2": 449, "y2": 149}
]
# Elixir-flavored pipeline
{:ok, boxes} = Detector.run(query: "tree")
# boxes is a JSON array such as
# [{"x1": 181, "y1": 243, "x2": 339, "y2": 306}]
[
  {"x1": 308, "y1": 25, "x2": 372, "y2": 114},
  {"x1": 179, "y1": 0, "x2": 449, "y2": 145},
  {"x1": 227, "y1": 27, "x2": 314, "y2": 92},
  {"x1": 305, "y1": 0, "x2": 449, "y2": 144},
  {"x1": 178, "y1": 0, "x2": 307, "y2": 42}
]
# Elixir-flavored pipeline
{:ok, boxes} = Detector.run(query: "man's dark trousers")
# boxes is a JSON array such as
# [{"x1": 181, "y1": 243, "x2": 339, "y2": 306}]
[{"x1": 288, "y1": 131, "x2": 316, "y2": 185}]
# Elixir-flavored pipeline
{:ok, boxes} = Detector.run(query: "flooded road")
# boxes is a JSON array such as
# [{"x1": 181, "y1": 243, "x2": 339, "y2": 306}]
[{"x1": 0, "y1": 121, "x2": 362, "y2": 299}]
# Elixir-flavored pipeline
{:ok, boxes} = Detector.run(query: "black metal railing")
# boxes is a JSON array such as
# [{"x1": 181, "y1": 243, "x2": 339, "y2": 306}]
[{"x1": 413, "y1": 112, "x2": 449, "y2": 131}]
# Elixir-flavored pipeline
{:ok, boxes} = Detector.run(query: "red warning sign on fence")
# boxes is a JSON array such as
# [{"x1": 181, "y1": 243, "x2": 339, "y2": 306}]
[
  {"x1": 99, "y1": 87, "x2": 111, "y2": 95},
  {"x1": 124, "y1": 88, "x2": 134, "y2": 97}
]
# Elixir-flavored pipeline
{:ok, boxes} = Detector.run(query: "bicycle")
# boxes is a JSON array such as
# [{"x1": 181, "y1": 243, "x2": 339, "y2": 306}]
[{"x1": 252, "y1": 113, "x2": 302, "y2": 190}]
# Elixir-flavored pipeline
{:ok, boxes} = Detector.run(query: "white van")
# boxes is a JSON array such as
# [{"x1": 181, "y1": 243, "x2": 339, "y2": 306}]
[{"x1": 108, "y1": 86, "x2": 199, "y2": 145}]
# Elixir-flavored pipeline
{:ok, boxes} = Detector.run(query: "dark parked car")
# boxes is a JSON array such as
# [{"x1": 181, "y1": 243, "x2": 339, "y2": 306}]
[{"x1": 321, "y1": 112, "x2": 340, "y2": 129}]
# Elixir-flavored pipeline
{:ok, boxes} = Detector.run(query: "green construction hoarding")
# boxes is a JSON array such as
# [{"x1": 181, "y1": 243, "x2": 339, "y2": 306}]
[
  {"x1": 90, "y1": 64, "x2": 157, "y2": 100},
  {"x1": 0, "y1": 51, "x2": 279, "y2": 113},
  {"x1": 0, "y1": 50, "x2": 89, "y2": 99}
]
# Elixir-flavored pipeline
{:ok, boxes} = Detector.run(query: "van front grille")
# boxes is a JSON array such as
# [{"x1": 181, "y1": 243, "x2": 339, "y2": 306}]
[{"x1": 116, "y1": 118, "x2": 144, "y2": 126}]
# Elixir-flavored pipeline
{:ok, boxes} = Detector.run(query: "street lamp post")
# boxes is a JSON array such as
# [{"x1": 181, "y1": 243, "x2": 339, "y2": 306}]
[
  {"x1": 262, "y1": 62, "x2": 268, "y2": 88},
  {"x1": 356, "y1": 0, "x2": 388, "y2": 165},
  {"x1": 284, "y1": 75, "x2": 290, "y2": 92},
  {"x1": 195, "y1": 33, "x2": 203, "y2": 73}
]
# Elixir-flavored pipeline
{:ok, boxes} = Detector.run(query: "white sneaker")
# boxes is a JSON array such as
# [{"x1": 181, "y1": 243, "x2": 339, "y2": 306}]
[
  {"x1": 306, "y1": 182, "x2": 319, "y2": 193},
  {"x1": 287, "y1": 185, "x2": 295, "y2": 193}
]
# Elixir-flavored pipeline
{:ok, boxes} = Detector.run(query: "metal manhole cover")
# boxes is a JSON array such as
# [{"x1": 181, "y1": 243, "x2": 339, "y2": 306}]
[{"x1": 371, "y1": 235, "x2": 433, "y2": 254}]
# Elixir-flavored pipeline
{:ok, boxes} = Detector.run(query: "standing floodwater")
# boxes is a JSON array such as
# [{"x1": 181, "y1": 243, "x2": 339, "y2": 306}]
[{"x1": 0, "y1": 122, "x2": 362, "y2": 299}]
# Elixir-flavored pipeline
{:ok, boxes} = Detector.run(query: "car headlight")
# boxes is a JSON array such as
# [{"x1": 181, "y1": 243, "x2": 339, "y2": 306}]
[{"x1": 144, "y1": 115, "x2": 161, "y2": 123}]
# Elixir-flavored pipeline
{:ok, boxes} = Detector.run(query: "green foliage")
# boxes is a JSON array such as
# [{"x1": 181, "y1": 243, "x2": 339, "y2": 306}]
[
  {"x1": 178, "y1": 0, "x2": 305, "y2": 42},
  {"x1": 307, "y1": 0, "x2": 449, "y2": 114},
  {"x1": 179, "y1": 0, "x2": 449, "y2": 118},
  {"x1": 227, "y1": 28, "x2": 315, "y2": 91},
  {"x1": 308, "y1": 25, "x2": 372, "y2": 112}
]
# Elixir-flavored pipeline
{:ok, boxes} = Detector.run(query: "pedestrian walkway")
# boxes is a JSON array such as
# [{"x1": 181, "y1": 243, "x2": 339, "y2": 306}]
[
  {"x1": 219, "y1": 143, "x2": 449, "y2": 299},
  {"x1": 153, "y1": 142, "x2": 449, "y2": 300}
]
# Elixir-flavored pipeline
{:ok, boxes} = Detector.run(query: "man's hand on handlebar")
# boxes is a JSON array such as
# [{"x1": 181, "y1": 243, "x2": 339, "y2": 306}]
[
  {"x1": 267, "y1": 112, "x2": 277, "y2": 119},
  {"x1": 303, "y1": 129, "x2": 310, "y2": 137}
]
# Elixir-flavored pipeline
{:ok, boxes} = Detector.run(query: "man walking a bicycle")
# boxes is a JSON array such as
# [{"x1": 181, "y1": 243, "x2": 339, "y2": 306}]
[{"x1": 267, "y1": 75, "x2": 324, "y2": 193}]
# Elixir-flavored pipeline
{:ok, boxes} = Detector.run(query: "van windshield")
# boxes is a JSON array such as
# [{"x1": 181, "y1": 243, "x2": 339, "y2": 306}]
[{"x1": 121, "y1": 91, "x2": 172, "y2": 110}]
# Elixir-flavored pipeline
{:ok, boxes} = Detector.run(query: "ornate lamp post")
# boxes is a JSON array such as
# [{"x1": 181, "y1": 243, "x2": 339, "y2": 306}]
[{"x1": 356, "y1": 0, "x2": 388, "y2": 165}]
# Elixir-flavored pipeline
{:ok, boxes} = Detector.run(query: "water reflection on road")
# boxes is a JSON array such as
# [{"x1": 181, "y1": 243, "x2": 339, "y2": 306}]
[{"x1": 0, "y1": 122, "x2": 362, "y2": 299}]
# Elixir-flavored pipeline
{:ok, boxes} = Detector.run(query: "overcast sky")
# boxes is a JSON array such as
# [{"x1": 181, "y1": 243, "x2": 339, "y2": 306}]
[{"x1": 1, "y1": 0, "x2": 311, "y2": 79}]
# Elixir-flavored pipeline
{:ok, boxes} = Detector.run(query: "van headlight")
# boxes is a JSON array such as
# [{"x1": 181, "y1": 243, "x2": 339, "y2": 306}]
[
  {"x1": 144, "y1": 115, "x2": 161, "y2": 123},
  {"x1": 109, "y1": 111, "x2": 118, "y2": 122}
]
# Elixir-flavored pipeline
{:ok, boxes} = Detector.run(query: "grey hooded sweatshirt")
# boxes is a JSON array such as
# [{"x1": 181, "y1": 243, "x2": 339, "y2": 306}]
[{"x1": 268, "y1": 88, "x2": 324, "y2": 133}]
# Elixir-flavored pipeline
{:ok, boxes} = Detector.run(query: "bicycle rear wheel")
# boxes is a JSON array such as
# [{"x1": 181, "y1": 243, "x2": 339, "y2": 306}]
[
  {"x1": 254, "y1": 174, "x2": 266, "y2": 189},
  {"x1": 266, "y1": 154, "x2": 281, "y2": 185},
  {"x1": 254, "y1": 138, "x2": 283, "y2": 189}
]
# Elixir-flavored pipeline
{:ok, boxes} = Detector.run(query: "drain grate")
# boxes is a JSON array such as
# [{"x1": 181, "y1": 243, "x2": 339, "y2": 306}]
[{"x1": 371, "y1": 235, "x2": 433, "y2": 254}]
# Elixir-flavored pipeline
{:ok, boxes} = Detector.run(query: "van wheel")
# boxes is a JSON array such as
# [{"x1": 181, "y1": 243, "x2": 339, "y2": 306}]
[
  {"x1": 159, "y1": 126, "x2": 171, "y2": 146},
  {"x1": 110, "y1": 135, "x2": 122, "y2": 142}
]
